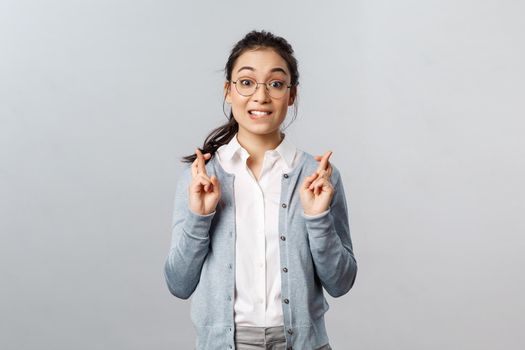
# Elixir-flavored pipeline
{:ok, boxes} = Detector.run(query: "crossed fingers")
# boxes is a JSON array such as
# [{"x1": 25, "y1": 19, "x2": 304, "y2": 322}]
[
  {"x1": 192, "y1": 149, "x2": 207, "y2": 176},
  {"x1": 192, "y1": 148, "x2": 213, "y2": 191},
  {"x1": 306, "y1": 151, "x2": 333, "y2": 195},
  {"x1": 316, "y1": 150, "x2": 333, "y2": 178}
]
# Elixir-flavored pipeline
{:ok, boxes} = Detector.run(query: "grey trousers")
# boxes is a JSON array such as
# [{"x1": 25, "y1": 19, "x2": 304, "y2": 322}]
[{"x1": 234, "y1": 325, "x2": 332, "y2": 350}]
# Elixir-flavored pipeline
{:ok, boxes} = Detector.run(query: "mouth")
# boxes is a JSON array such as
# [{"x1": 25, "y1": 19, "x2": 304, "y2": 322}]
[{"x1": 248, "y1": 110, "x2": 273, "y2": 119}]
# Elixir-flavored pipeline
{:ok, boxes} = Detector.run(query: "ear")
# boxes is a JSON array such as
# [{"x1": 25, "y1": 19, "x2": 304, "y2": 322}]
[
  {"x1": 224, "y1": 81, "x2": 232, "y2": 104},
  {"x1": 287, "y1": 85, "x2": 297, "y2": 106}
]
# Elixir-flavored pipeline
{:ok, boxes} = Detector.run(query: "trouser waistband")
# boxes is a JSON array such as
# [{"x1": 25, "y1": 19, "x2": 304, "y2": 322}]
[{"x1": 234, "y1": 326, "x2": 286, "y2": 344}]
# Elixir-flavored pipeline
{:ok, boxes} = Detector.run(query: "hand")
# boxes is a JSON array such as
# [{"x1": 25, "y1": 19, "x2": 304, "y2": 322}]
[
  {"x1": 299, "y1": 151, "x2": 335, "y2": 216},
  {"x1": 188, "y1": 149, "x2": 221, "y2": 215}
]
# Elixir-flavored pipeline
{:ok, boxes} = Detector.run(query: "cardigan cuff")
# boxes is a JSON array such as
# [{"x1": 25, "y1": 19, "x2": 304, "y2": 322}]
[
  {"x1": 301, "y1": 208, "x2": 333, "y2": 238},
  {"x1": 182, "y1": 208, "x2": 216, "y2": 239},
  {"x1": 301, "y1": 208, "x2": 330, "y2": 219}
]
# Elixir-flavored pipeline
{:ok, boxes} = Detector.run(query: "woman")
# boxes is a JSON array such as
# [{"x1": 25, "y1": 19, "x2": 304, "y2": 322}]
[{"x1": 164, "y1": 30, "x2": 357, "y2": 350}]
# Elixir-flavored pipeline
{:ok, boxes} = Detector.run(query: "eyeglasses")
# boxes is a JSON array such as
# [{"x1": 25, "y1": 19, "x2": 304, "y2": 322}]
[{"x1": 230, "y1": 78, "x2": 293, "y2": 99}]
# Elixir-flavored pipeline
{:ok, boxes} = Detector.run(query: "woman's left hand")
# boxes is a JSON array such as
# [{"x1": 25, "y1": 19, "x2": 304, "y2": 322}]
[{"x1": 299, "y1": 151, "x2": 335, "y2": 216}]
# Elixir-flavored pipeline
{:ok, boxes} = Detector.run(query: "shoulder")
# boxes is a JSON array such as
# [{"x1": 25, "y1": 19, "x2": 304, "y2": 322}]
[{"x1": 175, "y1": 163, "x2": 193, "y2": 188}]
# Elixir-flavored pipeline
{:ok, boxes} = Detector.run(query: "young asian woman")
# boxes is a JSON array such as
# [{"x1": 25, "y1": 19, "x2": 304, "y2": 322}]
[{"x1": 164, "y1": 30, "x2": 357, "y2": 350}]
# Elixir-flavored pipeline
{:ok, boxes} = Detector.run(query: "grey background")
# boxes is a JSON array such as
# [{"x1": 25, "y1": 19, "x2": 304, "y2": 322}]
[{"x1": 1, "y1": 0, "x2": 524, "y2": 349}]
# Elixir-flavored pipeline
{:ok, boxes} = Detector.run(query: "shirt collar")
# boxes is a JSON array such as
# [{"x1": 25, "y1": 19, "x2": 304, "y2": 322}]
[{"x1": 220, "y1": 132, "x2": 297, "y2": 169}]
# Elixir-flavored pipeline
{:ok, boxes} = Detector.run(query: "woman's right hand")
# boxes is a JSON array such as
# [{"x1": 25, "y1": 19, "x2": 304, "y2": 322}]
[{"x1": 188, "y1": 148, "x2": 221, "y2": 215}]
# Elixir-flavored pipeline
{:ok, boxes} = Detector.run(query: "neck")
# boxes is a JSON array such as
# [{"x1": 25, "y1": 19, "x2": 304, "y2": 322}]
[{"x1": 236, "y1": 129, "x2": 284, "y2": 163}]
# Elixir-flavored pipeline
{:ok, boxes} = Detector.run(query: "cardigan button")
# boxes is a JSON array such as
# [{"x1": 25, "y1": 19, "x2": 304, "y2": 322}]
[
  {"x1": 281, "y1": 203, "x2": 287, "y2": 208},
  {"x1": 280, "y1": 235, "x2": 286, "y2": 241},
  {"x1": 284, "y1": 298, "x2": 289, "y2": 304},
  {"x1": 282, "y1": 267, "x2": 288, "y2": 273},
  {"x1": 283, "y1": 173, "x2": 289, "y2": 178},
  {"x1": 287, "y1": 329, "x2": 293, "y2": 335}
]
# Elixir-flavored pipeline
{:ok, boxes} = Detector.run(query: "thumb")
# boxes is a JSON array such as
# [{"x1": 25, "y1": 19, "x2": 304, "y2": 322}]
[{"x1": 210, "y1": 175, "x2": 220, "y2": 192}]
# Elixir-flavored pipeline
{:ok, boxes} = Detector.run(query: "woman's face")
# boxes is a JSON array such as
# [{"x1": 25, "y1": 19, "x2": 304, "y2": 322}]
[{"x1": 224, "y1": 47, "x2": 296, "y2": 139}]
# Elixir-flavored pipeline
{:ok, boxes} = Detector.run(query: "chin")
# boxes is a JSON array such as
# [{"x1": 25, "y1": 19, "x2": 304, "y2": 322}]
[{"x1": 240, "y1": 124, "x2": 281, "y2": 136}]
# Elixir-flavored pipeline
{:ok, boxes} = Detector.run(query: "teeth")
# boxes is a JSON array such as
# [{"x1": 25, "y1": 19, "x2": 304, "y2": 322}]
[{"x1": 250, "y1": 110, "x2": 271, "y2": 116}]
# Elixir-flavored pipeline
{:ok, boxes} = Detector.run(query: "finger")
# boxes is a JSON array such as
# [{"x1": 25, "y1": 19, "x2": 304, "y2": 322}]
[
  {"x1": 303, "y1": 172, "x2": 319, "y2": 190},
  {"x1": 195, "y1": 149, "x2": 209, "y2": 175},
  {"x1": 210, "y1": 175, "x2": 220, "y2": 193},
  {"x1": 204, "y1": 174, "x2": 216, "y2": 193},
  {"x1": 309, "y1": 176, "x2": 327, "y2": 192},
  {"x1": 197, "y1": 175, "x2": 212, "y2": 192},
  {"x1": 192, "y1": 172, "x2": 211, "y2": 186},
  {"x1": 195, "y1": 148, "x2": 204, "y2": 175},
  {"x1": 316, "y1": 151, "x2": 333, "y2": 173},
  {"x1": 314, "y1": 154, "x2": 332, "y2": 176},
  {"x1": 191, "y1": 157, "x2": 199, "y2": 177},
  {"x1": 313, "y1": 177, "x2": 332, "y2": 196},
  {"x1": 309, "y1": 169, "x2": 328, "y2": 189},
  {"x1": 309, "y1": 177, "x2": 325, "y2": 195},
  {"x1": 191, "y1": 152, "x2": 211, "y2": 177}
]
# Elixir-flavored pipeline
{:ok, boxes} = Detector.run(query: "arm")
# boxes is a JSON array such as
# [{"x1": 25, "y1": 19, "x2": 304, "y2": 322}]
[
  {"x1": 301, "y1": 165, "x2": 358, "y2": 297},
  {"x1": 163, "y1": 165, "x2": 216, "y2": 299}
]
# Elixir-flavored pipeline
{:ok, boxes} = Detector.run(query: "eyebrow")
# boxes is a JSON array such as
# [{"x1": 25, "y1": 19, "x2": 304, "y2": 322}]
[{"x1": 236, "y1": 66, "x2": 288, "y2": 76}]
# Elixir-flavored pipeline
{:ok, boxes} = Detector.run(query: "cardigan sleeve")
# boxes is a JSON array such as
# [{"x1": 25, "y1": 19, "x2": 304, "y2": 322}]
[
  {"x1": 163, "y1": 165, "x2": 216, "y2": 299},
  {"x1": 301, "y1": 164, "x2": 358, "y2": 298}
]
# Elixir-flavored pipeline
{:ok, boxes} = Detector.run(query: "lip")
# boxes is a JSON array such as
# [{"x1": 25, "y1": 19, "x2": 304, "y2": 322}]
[
  {"x1": 248, "y1": 109, "x2": 273, "y2": 113},
  {"x1": 248, "y1": 110, "x2": 273, "y2": 120}
]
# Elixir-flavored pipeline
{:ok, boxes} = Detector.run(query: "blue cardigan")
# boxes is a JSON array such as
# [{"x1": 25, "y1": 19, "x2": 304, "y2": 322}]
[{"x1": 164, "y1": 150, "x2": 357, "y2": 350}]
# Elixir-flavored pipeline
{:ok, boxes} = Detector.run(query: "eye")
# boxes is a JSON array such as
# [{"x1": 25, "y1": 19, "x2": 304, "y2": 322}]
[
  {"x1": 239, "y1": 79, "x2": 254, "y2": 86},
  {"x1": 269, "y1": 80, "x2": 284, "y2": 89}
]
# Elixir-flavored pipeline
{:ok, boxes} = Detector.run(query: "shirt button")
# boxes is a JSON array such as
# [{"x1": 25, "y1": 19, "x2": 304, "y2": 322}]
[
  {"x1": 283, "y1": 173, "x2": 289, "y2": 178},
  {"x1": 284, "y1": 298, "x2": 289, "y2": 304},
  {"x1": 287, "y1": 329, "x2": 293, "y2": 335},
  {"x1": 228, "y1": 296, "x2": 232, "y2": 301},
  {"x1": 280, "y1": 235, "x2": 286, "y2": 241},
  {"x1": 282, "y1": 267, "x2": 288, "y2": 273},
  {"x1": 281, "y1": 203, "x2": 287, "y2": 208},
  {"x1": 228, "y1": 264, "x2": 232, "y2": 269}
]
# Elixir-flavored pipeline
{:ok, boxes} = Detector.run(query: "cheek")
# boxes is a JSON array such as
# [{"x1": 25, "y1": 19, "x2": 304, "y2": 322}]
[
  {"x1": 230, "y1": 99, "x2": 248, "y2": 120},
  {"x1": 231, "y1": 95, "x2": 247, "y2": 109},
  {"x1": 275, "y1": 101, "x2": 289, "y2": 115}
]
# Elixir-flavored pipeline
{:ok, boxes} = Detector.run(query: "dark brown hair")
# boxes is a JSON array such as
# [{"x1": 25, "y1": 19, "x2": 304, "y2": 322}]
[{"x1": 180, "y1": 29, "x2": 300, "y2": 164}]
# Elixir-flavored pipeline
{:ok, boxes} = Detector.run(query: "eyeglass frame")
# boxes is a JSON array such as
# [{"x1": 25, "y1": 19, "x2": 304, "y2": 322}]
[{"x1": 229, "y1": 78, "x2": 296, "y2": 99}]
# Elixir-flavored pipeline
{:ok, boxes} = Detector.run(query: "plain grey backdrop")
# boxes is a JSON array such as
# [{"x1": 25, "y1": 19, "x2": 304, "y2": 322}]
[{"x1": 1, "y1": 0, "x2": 524, "y2": 349}]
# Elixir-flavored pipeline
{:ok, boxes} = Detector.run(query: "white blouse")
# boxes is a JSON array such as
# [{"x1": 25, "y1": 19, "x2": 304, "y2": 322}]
[{"x1": 215, "y1": 132, "x2": 327, "y2": 327}]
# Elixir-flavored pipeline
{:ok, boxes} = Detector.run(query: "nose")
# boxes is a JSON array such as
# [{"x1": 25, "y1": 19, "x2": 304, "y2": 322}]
[{"x1": 252, "y1": 83, "x2": 271, "y2": 102}]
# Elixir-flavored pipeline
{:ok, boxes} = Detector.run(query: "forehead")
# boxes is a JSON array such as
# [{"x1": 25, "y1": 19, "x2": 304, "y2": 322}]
[{"x1": 232, "y1": 48, "x2": 289, "y2": 76}]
